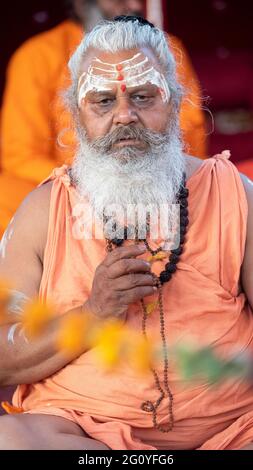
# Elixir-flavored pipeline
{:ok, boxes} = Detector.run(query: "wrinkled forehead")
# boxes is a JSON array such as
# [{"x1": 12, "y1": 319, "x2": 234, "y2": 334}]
[
  {"x1": 79, "y1": 46, "x2": 161, "y2": 77},
  {"x1": 77, "y1": 46, "x2": 170, "y2": 105}
]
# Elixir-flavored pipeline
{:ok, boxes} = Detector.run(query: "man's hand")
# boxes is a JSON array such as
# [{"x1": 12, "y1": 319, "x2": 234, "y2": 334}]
[{"x1": 85, "y1": 244, "x2": 157, "y2": 321}]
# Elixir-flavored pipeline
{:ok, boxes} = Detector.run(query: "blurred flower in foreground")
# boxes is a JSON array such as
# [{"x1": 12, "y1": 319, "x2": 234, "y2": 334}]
[
  {"x1": 56, "y1": 311, "x2": 91, "y2": 356},
  {"x1": 175, "y1": 344, "x2": 252, "y2": 384},
  {"x1": 1, "y1": 275, "x2": 252, "y2": 384},
  {"x1": 127, "y1": 335, "x2": 155, "y2": 375},
  {"x1": 92, "y1": 320, "x2": 156, "y2": 373},
  {"x1": 22, "y1": 299, "x2": 55, "y2": 338},
  {"x1": 93, "y1": 320, "x2": 130, "y2": 370},
  {"x1": 0, "y1": 280, "x2": 12, "y2": 323}
]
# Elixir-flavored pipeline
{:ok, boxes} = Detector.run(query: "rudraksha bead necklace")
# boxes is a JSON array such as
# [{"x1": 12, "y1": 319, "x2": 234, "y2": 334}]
[{"x1": 105, "y1": 173, "x2": 189, "y2": 433}]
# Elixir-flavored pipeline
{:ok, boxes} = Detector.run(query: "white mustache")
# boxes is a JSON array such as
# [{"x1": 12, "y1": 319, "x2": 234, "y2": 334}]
[{"x1": 89, "y1": 125, "x2": 169, "y2": 153}]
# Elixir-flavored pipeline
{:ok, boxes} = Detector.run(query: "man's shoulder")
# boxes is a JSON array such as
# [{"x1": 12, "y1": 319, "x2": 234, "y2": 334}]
[
  {"x1": 22, "y1": 181, "x2": 53, "y2": 213},
  {"x1": 185, "y1": 154, "x2": 205, "y2": 181},
  {"x1": 12, "y1": 181, "x2": 53, "y2": 262}
]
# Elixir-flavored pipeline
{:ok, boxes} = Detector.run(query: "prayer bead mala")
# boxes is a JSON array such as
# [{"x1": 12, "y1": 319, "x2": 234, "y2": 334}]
[{"x1": 105, "y1": 173, "x2": 189, "y2": 433}]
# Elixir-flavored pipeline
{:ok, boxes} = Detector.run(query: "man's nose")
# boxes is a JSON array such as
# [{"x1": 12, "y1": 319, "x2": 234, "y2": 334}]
[{"x1": 113, "y1": 98, "x2": 139, "y2": 126}]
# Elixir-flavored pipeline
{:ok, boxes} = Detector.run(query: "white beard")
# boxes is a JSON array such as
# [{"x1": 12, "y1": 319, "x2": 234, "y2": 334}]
[{"x1": 70, "y1": 126, "x2": 186, "y2": 238}]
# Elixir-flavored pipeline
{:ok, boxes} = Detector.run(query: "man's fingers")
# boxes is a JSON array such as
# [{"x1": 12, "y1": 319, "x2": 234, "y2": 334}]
[
  {"x1": 108, "y1": 258, "x2": 151, "y2": 279},
  {"x1": 103, "y1": 244, "x2": 147, "y2": 267},
  {"x1": 114, "y1": 273, "x2": 156, "y2": 291},
  {"x1": 120, "y1": 285, "x2": 157, "y2": 304}
]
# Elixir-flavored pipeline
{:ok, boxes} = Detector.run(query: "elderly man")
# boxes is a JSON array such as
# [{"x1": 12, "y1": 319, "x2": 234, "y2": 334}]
[
  {"x1": 0, "y1": 0, "x2": 206, "y2": 238},
  {"x1": 0, "y1": 17, "x2": 252, "y2": 451}
]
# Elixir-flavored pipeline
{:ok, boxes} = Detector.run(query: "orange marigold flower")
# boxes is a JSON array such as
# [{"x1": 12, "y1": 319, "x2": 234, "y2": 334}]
[
  {"x1": 127, "y1": 335, "x2": 154, "y2": 375},
  {"x1": 93, "y1": 320, "x2": 127, "y2": 370},
  {"x1": 22, "y1": 299, "x2": 55, "y2": 338},
  {"x1": 56, "y1": 311, "x2": 90, "y2": 356}
]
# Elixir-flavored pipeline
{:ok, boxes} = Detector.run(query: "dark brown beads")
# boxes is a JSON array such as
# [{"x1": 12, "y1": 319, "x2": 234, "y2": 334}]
[
  {"x1": 160, "y1": 271, "x2": 172, "y2": 284},
  {"x1": 180, "y1": 207, "x2": 188, "y2": 217},
  {"x1": 180, "y1": 226, "x2": 187, "y2": 236},
  {"x1": 180, "y1": 234, "x2": 185, "y2": 244},
  {"x1": 169, "y1": 253, "x2": 180, "y2": 264},
  {"x1": 171, "y1": 246, "x2": 183, "y2": 256},
  {"x1": 165, "y1": 263, "x2": 177, "y2": 273},
  {"x1": 180, "y1": 198, "x2": 188, "y2": 208},
  {"x1": 179, "y1": 187, "x2": 189, "y2": 198},
  {"x1": 141, "y1": 401, "x2": 154, "y2": 412},
  {"x1": 112, "y1": 238, "x2": 124, "y2": 247},
  {"x1": 180, "y1": 216, "x2": 189, "y2": 226}
]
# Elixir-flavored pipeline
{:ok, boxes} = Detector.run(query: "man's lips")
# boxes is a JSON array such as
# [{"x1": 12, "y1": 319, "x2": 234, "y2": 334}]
[{"x1": 113, "y1": 138, "x2": 142, "y2": 147}]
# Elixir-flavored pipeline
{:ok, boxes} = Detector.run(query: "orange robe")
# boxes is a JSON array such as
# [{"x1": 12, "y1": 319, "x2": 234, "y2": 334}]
[
  {"x1": 0, "y1": 20, "x2": 207, "y2": 237},
  {"x1": 12, "y1": 151, "x2": 253, "y2": 450}
]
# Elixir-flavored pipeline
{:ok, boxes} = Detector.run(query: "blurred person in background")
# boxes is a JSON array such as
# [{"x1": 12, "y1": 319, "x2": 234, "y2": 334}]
[{"x1": 0, "y1": 0, "x2": 206, "y2": 238}]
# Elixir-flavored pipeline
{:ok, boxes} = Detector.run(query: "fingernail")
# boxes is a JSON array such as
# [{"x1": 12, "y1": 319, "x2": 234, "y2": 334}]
[
  {"x1": 153, "y1": 287, "x2": 158, "y2": 291},
  {"x1": 144, "y1": 261, "x2": 151, "y2": 267}
]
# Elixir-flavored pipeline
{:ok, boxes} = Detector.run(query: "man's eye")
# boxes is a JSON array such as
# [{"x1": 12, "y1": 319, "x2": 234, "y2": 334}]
[
  {"x1": 97, "y1": 98, "x2": 114, "y2": 106},
  {"x1": 132, "y1": 95, "x2": 151, "y2": 102}
]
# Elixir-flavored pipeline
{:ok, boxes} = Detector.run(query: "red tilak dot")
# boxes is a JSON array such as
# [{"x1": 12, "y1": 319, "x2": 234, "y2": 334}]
[
  {"x1": 116, "y1": 64, "x2": 123, "y2": 71},
  {"x1": 117, "y1": 73, "x2": 124, "y2": 81},
  {"x1": 121, "y1": 84, "x2": 127, "y2": 92}
]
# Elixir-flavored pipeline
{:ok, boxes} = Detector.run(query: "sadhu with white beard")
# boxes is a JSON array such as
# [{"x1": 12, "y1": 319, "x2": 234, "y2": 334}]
[{"x1": 0, "y1": 16, "x2": 253, "y2": 450}]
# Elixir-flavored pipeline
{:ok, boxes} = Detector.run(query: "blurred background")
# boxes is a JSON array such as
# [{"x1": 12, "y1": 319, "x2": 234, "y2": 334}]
[{"x1": 0, "y1": 0, "x2": 252, "y2": 163}]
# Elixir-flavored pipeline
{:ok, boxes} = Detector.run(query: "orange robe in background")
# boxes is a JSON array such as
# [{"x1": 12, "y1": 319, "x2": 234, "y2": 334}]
[
  {"x1": 0, "y1": 20, "x2": 207, "y2": 237},
  {"x1": 12, "y1": 151, "x2": 253, "y2": 450}
]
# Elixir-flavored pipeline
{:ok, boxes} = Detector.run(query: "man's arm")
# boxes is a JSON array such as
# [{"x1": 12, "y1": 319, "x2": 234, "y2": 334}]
[
  {"x1": 240, "y1": 174, "x2": 253, "y2": 309},
  {"x1": 1, "y1": 40, "x2": 57, "y2": 183},
  {"x1": 0, "y1": 183, "x2": 91, "y2": 386}
]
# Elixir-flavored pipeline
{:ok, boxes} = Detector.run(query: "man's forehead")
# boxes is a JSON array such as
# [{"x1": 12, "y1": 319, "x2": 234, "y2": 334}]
[
  {"x1": 77, "y1": 45, "x2": 170, "y2": 105},
  {"x1": 79, "y1": 46, "x2": 160, "y2": 75}
]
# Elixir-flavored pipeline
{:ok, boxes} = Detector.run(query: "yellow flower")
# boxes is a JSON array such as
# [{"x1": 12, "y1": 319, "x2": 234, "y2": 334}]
[
  {"x1": 56, "y1": 311, "x2": 90, "y2": 356},
  {"x1": 127, "y1": 335, "x2": 154, "y2": 375},
  {"x1": 94, "y1": 320, "x2": 127, "y2": 370},
  {"x1": 22, "y1": 299, "x2": 54, "y2": 338},
  {"x1": 145, "y1": 301, "x2": 158, "y2": 315},
  {"x1": 147, "y1": 252, "x2": 167, "y2": 263}
]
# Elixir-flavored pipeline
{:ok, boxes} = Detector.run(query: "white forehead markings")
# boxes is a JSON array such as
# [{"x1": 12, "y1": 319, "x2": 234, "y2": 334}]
[
  {"x1": 94, "y1": 53, "x2": 145, "y2": 69},
  {"x1": 77, "y1": 53, "x2": 170, "y2": 107}
]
